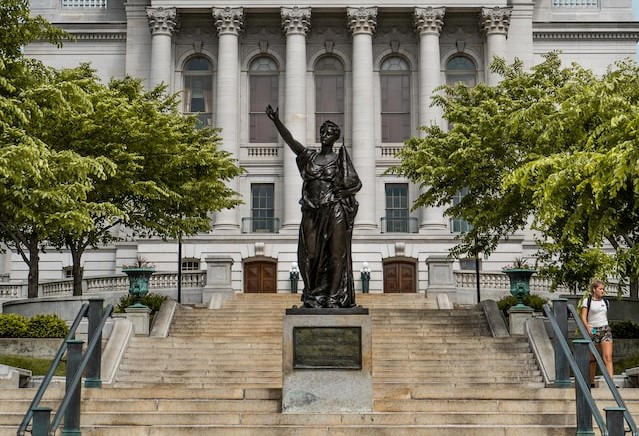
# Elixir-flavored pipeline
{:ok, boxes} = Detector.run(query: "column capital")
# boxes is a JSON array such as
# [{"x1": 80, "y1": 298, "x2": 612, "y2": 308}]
[
  {"x1": 414, "y1": 7, "x2": 445, "y2": 35},
  {"x1": 480, "y1": 7, "x2": 512, "y2": 35},
  {"x1": 146, "y1": 7, "x2": 177, "y2": 36},
  {"x1": 212, "y1": 7, "x2": 244, "y2": 36},
  {"x1": 281, "y1": 6, "x2": 311, "y2": 36},
  {"x1": 347, "y1": 7, "x2": 377, "y2": 35}
]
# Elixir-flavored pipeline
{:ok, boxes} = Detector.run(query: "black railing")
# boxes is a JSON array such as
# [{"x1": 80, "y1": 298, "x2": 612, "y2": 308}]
[
  {"x1": 241, "y1": 217, "x2": 280, "y2": 234},
  {"x1": 18, "y1": 298, "x2": 113, "y2": 436},
  {"x1": 380, "y1": 217, "x2": 419, "y2": 233},
  {"x1": 543, "y1": 299, "x2": 638, "y2": 436}
]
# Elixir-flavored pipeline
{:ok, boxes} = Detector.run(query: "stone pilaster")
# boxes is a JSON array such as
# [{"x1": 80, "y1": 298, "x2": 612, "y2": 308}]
[
  {"x1": 281, "y1": 7, "x2": 311, "y2": 231},
  {"x1": 347, "y1": 7, "x2": 377, "y2": 230},
  {"x1": 212, "y1": 7, "x2": 244, "y2": 231},
  {"x1": 480, "y1": 7, "x2": 512, "y2": 86},
  {"x1": 146, "y1": 7, "x2": 177, "y2": 89}
]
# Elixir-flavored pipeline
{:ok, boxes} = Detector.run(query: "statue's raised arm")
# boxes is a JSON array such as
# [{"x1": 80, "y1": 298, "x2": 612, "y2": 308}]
[{"x1": 265, "y1": 105, "x2": 305, "y2": 155}]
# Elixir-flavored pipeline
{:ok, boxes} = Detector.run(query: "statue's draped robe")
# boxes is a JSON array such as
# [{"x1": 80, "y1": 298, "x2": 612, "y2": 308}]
[{"x1": 296, "y1": 145, "x2": 361, "y2": 308}]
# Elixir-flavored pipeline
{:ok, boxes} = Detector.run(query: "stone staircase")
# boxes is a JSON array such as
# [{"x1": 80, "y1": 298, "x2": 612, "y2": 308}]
[{"x1": 2, "y1": 293, "x2": 638, "y2": 435}]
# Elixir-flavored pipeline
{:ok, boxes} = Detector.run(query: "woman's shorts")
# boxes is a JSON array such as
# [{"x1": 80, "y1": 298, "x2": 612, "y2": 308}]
[{"x1": 591, "y1": 325, "x2": 613, "y2": 344}]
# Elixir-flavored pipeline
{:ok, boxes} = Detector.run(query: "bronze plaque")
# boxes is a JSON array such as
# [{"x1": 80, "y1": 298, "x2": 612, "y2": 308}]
[{"x1": 293, "y1": 327, "x2": 362, "y2": 369}]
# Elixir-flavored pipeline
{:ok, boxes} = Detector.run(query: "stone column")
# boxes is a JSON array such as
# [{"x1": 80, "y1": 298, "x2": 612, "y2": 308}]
[
  {"x1": 212, "y1": 7, "x2": 244, "y2": 231},
  {"x1": 281, "y1": 7, "x2": 311, "y2": 231},
  {"x1": 414, "y1": 6, "x2": 445, "y2": 131},
  {"x1": 347, "y1": 7, "x2": 377, "y2": 230},
  {"x1": 480, "y1": 7, "x2": 512, "y2": 86},
  {"x1": 414, "y1": 7, "x2": 448, "y2": 231},
  {"x1": 146, "y1": 7, "x2": 177, "y2": 89}
]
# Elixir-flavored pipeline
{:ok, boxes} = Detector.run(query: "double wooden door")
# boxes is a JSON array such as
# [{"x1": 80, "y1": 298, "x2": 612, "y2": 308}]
[
  {"x1": 383, "y1": 259, "x2": 416, "y2": 293},
  {"x1": 244, "y1": 260, "x2": 277, "y2": 293}
]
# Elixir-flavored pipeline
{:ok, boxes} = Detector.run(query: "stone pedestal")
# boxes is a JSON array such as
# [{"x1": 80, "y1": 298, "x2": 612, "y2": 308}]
[
  {"x1": 203, "y1": 256, "x2": 234, "y2": 305},
  {"x1": 508, "y1": 305, "x2": 534, "y2": 335},
  {"x1": 426, "y1": 256, "x2": 458, "y2": 302},
  {"x1": 125, "y1": 305, "x2": 151, "y2": 336},
  {"x1": 282, "y1": 308, "x2": 372, "y2": 413}
]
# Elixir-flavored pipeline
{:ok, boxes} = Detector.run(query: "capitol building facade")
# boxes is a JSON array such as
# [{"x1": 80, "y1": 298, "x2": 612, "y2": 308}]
[{"x1": 5, "y1": 0, "x2": 639, "y2": 303}]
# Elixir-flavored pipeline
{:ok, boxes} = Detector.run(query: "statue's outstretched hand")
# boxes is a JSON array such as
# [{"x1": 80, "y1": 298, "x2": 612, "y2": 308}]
[{"x1": 265, "y1": 105, "x2": 279, "y2": 121}]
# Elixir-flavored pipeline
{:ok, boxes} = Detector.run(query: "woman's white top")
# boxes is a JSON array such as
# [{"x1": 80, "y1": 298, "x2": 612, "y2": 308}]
[{"x1": 588, "y1": 299, "x2": 608, "y2": 328}]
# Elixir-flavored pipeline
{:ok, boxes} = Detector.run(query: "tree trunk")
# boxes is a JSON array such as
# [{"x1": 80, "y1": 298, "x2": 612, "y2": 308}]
[
  {"x1": 27, "y1": 235, "x2": 39, "y2": 299},
  {"x1": 71, "y1": 244, "x2": 84, "y2": 296},
  {"x1": 630, "y1": 277, "x2": 638, "y2": 300}
]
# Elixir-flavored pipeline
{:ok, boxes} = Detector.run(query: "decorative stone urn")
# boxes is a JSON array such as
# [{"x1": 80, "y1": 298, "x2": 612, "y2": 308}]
[
  {"x1": 503, "y1": 268, "x2": 535, "y2": 309},
  {"x1": 122, "y1": 267, "x2": 155, "y2": 308}
]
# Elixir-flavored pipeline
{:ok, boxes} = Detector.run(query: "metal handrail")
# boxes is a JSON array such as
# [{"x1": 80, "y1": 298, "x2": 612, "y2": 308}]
[
  {"x1": 568, "y1": 303, "x2": 639, "y2": 435},
  {"x1": 50, "y1": 304, "x2": 113, "y2": 434},
  {"x1": 543, "y1": 303, "x2": 609, "y2": 435},
  {"x1": 16, "y1": 303, "x2": 90, "y2": 436}
]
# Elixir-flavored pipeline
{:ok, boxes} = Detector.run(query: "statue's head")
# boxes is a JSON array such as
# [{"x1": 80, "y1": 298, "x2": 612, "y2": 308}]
[{"x1": 320, "y1": 120, "x2": 341, "y2": 141}]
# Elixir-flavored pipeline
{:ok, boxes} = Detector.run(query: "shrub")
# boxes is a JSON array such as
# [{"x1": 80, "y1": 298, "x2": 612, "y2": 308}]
[
  {"x1": 0, "y1": 314, "x2": 28, "y2": 338},
  {"x1": 610, "y1": 320, "x2": 639, "y2": 339},
  {"x1": 496, "y1": 294, "x2": 548, "y2": 313},
  {"x1": 0, "y1": 313, "x2": 68, "y2": 338},
  {"x1": 26, "y1": 314, "x2": 69, "y2": 338},
  {"x1": 114, "y1": 292, "x2": 168, "y2": 315}
]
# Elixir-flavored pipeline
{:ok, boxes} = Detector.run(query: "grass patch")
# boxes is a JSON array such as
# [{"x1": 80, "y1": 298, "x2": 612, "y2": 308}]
[{"x1": 0, "y1": 354, "x2": 66, "y2": 376}]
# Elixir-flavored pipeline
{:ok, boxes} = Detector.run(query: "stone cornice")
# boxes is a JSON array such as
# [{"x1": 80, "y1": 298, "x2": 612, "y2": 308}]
[
  {"x1": 212, "y1": 7, "x2": 244, "y2": 36},
  {"x1": 347, "y1": 7, "x2": 377, "y2": 35},
  {"x1": 65, "y1": 32, "x2": 127, "y2": 41},
  {"x1": 533, "y1": 23, "x2": 639, "y2": 40},
  {"x1": 414, "y1": 7, "x2": 445, "y2": 35},
  {"x1": 281, "y1": 6, "x2": 311, "y2": 36}
]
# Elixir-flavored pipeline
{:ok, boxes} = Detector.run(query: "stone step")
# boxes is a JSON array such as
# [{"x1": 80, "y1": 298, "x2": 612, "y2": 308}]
[{"x1": 0, "y1": 424, "x2": 579, "y2": 436}]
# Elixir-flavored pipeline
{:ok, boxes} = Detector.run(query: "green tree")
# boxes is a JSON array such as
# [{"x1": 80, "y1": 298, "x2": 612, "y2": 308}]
[
  {"x1": 45, "y1": 67, "x2": 243, "y2": 295},
  {"x1": 390, "y1": 53, "x2": 639, "y2": 297},
  {"x1": 1, "y1": 2, "x2": 110, "y2": 298},
  {"x1": 504, "y1": 58, "x2": 639, "y2": 297}
]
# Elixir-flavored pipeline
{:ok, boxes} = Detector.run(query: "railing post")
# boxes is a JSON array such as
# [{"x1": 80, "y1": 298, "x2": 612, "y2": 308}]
[
  {"x1": 574, "y1": 339, "x2": 595, "y2": 435},
  {"x1": 85, "y1": 298, "x2": 104, "y2": 388},
  {"x1": 552, "y1": 299, "x2": 571, "y2": 387},
  {"x1": 605, "y1": 407, "x2": 626, "y2": 436},
  {"x1": 31, "y1": 406, "x2": 51, "y2": 436},
  {"x1": 63, "y1": 339, "x2": 83, "y2": 435}
]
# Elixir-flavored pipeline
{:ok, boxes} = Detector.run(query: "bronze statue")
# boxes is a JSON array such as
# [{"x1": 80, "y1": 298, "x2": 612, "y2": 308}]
[{"x1": 266, "y1": 105, "x2": 362, "y2": 308}]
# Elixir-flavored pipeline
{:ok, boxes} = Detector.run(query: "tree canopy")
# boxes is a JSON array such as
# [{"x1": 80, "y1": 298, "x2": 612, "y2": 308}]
[
  {"x1": 390, "y1": 52, "x2": 639, "y2": 296},
  {"x1": 1, "y1": 1, "x2": 244, "y2": 296}
]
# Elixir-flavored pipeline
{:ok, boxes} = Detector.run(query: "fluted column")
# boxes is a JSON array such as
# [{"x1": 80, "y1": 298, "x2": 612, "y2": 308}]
[
  {"x1": 414, "y1": 6, "x2": 447, "y2": 231},
  {"x1": 212, "y1": 7, "x2": 244, "y2": 231},
  {"x1": 347, "y1": 7, "x2": 377, "y2": 230},
  {"x1": 146, "y1": 7, "x2": 177, "y2": 89},
  {"x1": 281, "y1": 7, "x2": 311, "y2": 231},
  {"x1": 480, "y1": 7, "x2": 512, "y2": 86}
]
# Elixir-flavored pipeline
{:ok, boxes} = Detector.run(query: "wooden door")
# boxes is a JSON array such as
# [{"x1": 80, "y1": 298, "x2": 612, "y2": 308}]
[
  {"x1": 383, "y1": 260, "x2": 416, "y2": 293},
  {"x1": 244, "y1": 260, "x2": 277, "y2": 293}
]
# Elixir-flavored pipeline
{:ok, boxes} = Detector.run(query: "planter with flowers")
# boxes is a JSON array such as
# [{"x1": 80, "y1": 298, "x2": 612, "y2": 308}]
[
  {"x1": 122, "y1": 257, "x2": 156, "y2": 309},
  {"x1": 502, "y1": 257, "x2": 536, "y2": 310}
]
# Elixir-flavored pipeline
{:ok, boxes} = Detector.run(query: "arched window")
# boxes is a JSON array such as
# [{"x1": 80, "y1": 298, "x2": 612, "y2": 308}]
[
  {"x1": 380, "y1": 56, "x2": 411, "y2": 143},
  {"x1": 183, "y1": 56, "x2": 213, "y2": 127},
  {"x1": 314, "y1": 56, "x2": 345, "y2": 142},
  {"x1": 446, "y1": 55, "x2": 477, "y2": 87},
  {"x1": 249, "y1": 57, "x2": 279, "y2": 143}
]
